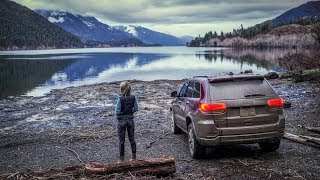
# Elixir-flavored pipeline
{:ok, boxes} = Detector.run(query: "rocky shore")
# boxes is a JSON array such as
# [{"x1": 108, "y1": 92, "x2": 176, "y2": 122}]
[{"x1": 0, "y1": 78, "x2": 319, "y2": 179}]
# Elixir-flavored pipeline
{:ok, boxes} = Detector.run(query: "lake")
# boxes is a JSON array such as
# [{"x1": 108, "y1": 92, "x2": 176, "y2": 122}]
[{"x1": 0, "y1": 46, "x2": 297, "y2": 98}]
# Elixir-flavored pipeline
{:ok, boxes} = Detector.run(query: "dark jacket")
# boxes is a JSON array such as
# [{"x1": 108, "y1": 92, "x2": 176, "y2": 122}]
[{"x1": 115, "y1": 94, "x2": 139, "y2": 120}]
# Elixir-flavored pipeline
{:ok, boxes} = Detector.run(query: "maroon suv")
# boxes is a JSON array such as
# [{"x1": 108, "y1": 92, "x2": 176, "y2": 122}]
[{"x1": 170, "y1": 74, "x2": 285, "y2": 158}]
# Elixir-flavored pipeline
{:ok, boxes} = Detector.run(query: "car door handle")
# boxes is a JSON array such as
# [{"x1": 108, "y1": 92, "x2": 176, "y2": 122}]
[{"x1": 186, "y1": 101, "x2": 190, "y2": 104}]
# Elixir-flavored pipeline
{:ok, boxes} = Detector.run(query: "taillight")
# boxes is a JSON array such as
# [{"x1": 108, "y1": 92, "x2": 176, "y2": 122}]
[
  {"x1": 199, "y1": 103, "x2": 227, "y2": 112},
  {"x1": 267, "y1": 98, "x2": 284, "y2": 108}
]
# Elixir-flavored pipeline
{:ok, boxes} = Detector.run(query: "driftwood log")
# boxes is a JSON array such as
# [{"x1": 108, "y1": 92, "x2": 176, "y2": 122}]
[
  {"x1": 0, "y1": 157, "x2": 176, "y2": 179},
  {"x1": 298, "y1": 125, "x2": 320, "y2": 134},
  {"x1": 284, "y1": 132, "x2": 320, "y2": 149},
  {"x1": 85, "y1": 157, "x2": 176, "y2": 176}
]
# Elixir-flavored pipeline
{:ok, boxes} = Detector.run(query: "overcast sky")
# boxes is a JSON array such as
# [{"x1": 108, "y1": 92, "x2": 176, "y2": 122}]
[{"x1": 14, "y1": 0, "x2": 310, "y2": 37}]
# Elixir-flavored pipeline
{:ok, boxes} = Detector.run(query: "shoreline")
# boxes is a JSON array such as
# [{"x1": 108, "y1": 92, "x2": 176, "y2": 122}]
[
  {"x1": 0, "y1": 78, "x2": 319, "y2": 178},
  {"x1": 1, "y1": 45, "x2": 315, "y2": 54}
]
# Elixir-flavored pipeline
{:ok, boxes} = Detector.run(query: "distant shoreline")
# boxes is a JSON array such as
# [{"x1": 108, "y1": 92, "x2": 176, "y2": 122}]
[
  {"x1": 187, "y1": 24, "x2": 317, "y2": 48},
  {"x1": 0, "y1": 45, "x2": 163, "y2": 52},
  {"x1": 0, "y1": 45, "x2": 302, "y2": 53}
]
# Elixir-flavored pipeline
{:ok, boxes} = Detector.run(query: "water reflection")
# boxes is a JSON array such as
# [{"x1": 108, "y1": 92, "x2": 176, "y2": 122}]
[
  {"x1": 0, "y1": 47, "x2": 297, "y2": 98},
  {"x1": 0, "y1": 58, "x2": 76, "y2": 98}
]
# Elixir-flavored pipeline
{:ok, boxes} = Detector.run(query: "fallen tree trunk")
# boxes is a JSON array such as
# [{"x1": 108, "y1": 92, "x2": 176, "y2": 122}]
[
  {"x1": 300, "y1": 135, "x2": 320, "y2": 145},
  {"x1": 85, "y1": 157, "x2": 176, "y2": 176},
  {"x1": 284, "y1": 132, "x2": 320, "y2": 149},
  {"x1": 299, "y1": 125, "x2": 320, "y2": 134},
  {"x1": 0, "y1": 157, "x2": 176, "y2": 179}
]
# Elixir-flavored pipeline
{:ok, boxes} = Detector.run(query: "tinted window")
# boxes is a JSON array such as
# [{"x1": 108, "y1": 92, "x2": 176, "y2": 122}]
[
  {"x1": 193, "y1": 82, "x2": 200, "y2": 98},
  {"x1": 186, "y1": 81, "x2": 194, "y2": 97},
  {"x1": 179, "y1": 82, "x2": 188, "y2": 97},
  {"x1": 209, "y1": 79, "x2": 277, "y2": 100}
]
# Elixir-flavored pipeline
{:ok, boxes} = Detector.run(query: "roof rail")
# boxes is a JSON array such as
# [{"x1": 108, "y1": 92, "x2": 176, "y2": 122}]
[
  {"x1": 193, "y1": 75, "x2": 208, "y2": 78},
  {"x1": 209, "y1": 74, "x2": 264, "y2": 83}
]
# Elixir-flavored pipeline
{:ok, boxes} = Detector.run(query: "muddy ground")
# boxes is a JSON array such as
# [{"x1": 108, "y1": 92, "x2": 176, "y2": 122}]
[{"x1": 0, "y1": 79, "x2": 319, "y2": 179}]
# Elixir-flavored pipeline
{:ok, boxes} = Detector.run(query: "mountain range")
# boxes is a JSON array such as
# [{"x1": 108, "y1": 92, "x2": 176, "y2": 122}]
[
  {"x1": 1, "y1": 0, "x2": 319, "y2": 50},
  {"x1": 36, "y1": 10, "x2": 188, "y2": 46},
  {"x1": 271, "y1": 1, "x2": 320, "y2": 26},
  {"x1": 114, "y1": 25, "x2": 186, "y2": 46},
  {"x1": 32, "y1": 1, "x2": 320, "y2": 47},
  {"x1": 35, "y1": 10, "x2": 131, "y2": 41}
]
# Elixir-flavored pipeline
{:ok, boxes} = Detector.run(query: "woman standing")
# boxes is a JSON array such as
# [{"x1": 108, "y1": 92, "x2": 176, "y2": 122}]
[{"x1": 115, "y1": 81, "x2": 139, "y2": 163}]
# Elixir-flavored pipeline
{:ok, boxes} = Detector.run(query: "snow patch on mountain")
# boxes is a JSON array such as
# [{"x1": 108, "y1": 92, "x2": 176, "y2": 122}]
[
  {"x1": 48, "y1": 16, "x2": 65, "y2": 23},
  {"x1": 125, "y1": 25, "x2": 138, "y2": 37},
  {"x1": 114, "y1": 25, "x2": 138, "y2": 37},
  {"x1": 50, "y1": 10, "x2": 66, "y2": 16},
  {"x1": 83, "y1": 20, "x2": 94, "y2": 28}
]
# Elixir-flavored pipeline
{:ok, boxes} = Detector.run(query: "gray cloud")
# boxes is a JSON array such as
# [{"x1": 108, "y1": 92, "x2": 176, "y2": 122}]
[{"x1": 13, "y1": 0, "x2": 310, "y2": 36}]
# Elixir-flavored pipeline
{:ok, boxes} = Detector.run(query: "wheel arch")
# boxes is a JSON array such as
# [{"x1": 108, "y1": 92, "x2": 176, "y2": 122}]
[{"x1": 186, "y1": 116, "x2": 192, "y2": 130}]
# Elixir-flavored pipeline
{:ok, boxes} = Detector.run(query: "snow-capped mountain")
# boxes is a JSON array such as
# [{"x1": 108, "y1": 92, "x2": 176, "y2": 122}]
[
  {"x1": 114, "y1": 25, "x2": 185, "y2": 46},
  {"x1": 36, "y1": 10, "x2": 132, "y2": 41},
  {"x1": 36, "y1": 10, "x2": 188, "y2": 45}
]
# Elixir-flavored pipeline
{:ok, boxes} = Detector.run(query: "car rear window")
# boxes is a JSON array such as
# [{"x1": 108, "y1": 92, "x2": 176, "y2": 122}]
[{"x1": 209, "y1": 79, "x2": 277, "y2": 100}]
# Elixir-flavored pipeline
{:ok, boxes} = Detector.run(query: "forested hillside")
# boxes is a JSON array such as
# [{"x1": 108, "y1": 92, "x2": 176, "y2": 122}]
[
  {"x1": 188, "y1": 1, "x2": 320, "y2": 48},
  {"x1": 188, "y1": 23, "x2": 318, "y2": 48},
  {"x1": 0, "y1": 0, "x2": 83, "y2": 50}
]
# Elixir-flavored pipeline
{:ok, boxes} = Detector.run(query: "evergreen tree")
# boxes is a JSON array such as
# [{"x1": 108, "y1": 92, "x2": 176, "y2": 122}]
[
  {"x1": 213, "y1": 31, "x2": 218, "y2": 38},
  {"x1": 220, "y1": 31, "x2": 225, "y2": 40}
]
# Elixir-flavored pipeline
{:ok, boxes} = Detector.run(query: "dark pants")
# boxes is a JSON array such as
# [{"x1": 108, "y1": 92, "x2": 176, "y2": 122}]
[{"x1": 117, "y1": 118, "x2": 136, "y2": 156}]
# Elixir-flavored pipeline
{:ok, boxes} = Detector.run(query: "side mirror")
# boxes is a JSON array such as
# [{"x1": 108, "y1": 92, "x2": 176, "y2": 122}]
[{"x1": 171, "y1": 91, "x2": 178, "y2": 97}]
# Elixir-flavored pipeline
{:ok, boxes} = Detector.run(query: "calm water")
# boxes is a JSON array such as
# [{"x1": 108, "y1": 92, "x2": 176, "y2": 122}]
[{"x1": 0, "y1": 47, "x2": 297, "y2": 98}]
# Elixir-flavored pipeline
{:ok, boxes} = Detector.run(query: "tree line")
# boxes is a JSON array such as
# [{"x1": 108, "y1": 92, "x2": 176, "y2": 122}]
[
  {"x1": 189, "y1": 17, "x2": 320, "y2": 47},
  {"x1": 0, "y1": 0, "x2": 83, "y2": 50}
]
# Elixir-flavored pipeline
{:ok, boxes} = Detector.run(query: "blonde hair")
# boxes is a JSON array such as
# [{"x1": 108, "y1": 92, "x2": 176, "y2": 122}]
[{"x1": 120, "y1": 81, "x2": 131, "y2": 96}]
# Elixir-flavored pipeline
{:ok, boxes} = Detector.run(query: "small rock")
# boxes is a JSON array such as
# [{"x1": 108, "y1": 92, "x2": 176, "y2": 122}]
[
  {"x1": 283, "y1": 101, "x2": 292, "y2": 108},
  {"x1": 280, "y1": 72, "x2": 293, "y2": 79},
  {"x1": 6, "y1": 96, "x2": 14, "y2": 99},
  {"x1": 107, "y1": 112, "x2": 113, "y2": 116},
  {"x1": 244, "y1": 69, "x2": 253, "y2": 73},
  {"x1": 264, "y1": 72, "x2": 279, "y2": 79},
  {"x1": 138, "y1": 96, "x2": 146, "y2": 100},
  {"x1": 3, "y1": 108, "x2": 15, "y2": 112}
]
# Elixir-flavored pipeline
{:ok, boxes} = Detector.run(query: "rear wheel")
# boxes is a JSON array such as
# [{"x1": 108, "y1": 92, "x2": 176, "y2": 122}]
[
  {"x1": 188, "y1": 124, "x2": 205, "y2": 158},
  {"x1": 259, "y1": 139, "x2": 280, "y2": 152},
  {"x1": 172, "y1": 112, "x2": 182, "y2": 134}
]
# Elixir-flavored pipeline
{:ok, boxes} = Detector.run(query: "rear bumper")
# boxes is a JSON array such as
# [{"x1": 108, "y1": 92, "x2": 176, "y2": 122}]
[
  {"x1": 193, "y1": 114, "x2": 285, "y2": 146},
  {"x1": 198, "y1": 131, "x2": 284, "y2": 146}
]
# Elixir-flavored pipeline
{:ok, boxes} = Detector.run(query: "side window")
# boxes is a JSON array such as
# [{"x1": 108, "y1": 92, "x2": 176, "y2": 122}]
[
  {"x1": 193, "y1": 82, "x2": 201, "y2": 98},
  {"x1": 186, "y1": 81, "x2": 194, "y2": 97},
  {"x1": 179, "y1": 82, "x2": 188, "y2": 97}
]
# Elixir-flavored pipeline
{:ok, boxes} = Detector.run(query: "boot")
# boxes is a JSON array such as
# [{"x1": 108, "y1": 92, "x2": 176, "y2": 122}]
[
  {"x1": 117, "y1": 156, "x2": 124, "y2": 164},
  {"x1": 130, "y1": 153, "x2": 137, "y2": 162}
]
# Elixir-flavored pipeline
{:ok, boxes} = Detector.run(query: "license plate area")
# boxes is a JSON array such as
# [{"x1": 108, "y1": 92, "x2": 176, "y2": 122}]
[{"x1": 240, "y1": 107, "x2": 255, "y2": 117}]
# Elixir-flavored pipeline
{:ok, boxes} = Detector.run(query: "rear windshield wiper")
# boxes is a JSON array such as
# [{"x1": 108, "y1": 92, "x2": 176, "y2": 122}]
[{"x1": 244, "y1": 93, "x2": 265, "y2": 97}]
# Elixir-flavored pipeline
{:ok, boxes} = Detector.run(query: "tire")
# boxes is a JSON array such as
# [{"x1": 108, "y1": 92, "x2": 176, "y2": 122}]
[
  {"x1": 172, "y1": 112, "x2": 182, "y2": 134},
  {"x1": 259, "y1": 139, "x2": 280, "y2": 152},
  {"x1": 188, "y1": 123, "x2": 205, "y2": 158}
]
